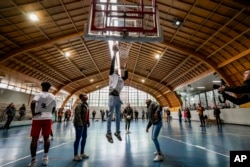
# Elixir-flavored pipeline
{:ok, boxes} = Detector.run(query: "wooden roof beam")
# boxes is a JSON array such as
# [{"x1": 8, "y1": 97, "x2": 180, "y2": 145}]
[
  {"x1": 0, "y1": 31, "x2": 84, "y2": 63},
  {"x1": 217, "y1": 48, "x2": 250, "y2": 68}
]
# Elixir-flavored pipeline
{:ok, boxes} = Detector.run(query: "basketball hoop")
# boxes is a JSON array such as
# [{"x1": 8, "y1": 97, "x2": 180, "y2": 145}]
[
  {"x1": 84, "y1": 0, "x2": 163, "y2": 42},
  {"x1": 118, "y1": 42, "x2": 131, "y2": 59}
]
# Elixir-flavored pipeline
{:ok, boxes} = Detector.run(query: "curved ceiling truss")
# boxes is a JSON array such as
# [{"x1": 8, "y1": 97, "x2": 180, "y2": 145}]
[{"x1": 0, "y1": 0, "x2": 249, "y2": 108}]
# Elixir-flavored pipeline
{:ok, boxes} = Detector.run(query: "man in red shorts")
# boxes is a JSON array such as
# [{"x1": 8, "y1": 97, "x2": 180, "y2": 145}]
[{"x1": 28, "y1": 82, "x2": 56, "y2": 167}]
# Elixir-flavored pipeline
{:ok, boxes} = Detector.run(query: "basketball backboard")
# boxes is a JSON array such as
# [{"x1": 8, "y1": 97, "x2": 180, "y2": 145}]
[{"x1": 84, "y1": 0, "x2": 163, "y2": 42}]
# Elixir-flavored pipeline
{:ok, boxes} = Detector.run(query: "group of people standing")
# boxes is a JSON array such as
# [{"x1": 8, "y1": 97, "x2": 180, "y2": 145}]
[
  {"x1": 177, "y1": 103, "x2": 222, "y2": 127},
  {"x1": 25, "y1": 44, "x2": 250, "y2": 167},
  {"x1": 2, "y1": 103, "x2": 26, "y2": 129}
]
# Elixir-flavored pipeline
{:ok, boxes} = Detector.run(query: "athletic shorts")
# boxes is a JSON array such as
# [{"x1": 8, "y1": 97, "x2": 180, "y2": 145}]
[{"x1": 30, "y1": 119, "x2": 52, "y2": 137}]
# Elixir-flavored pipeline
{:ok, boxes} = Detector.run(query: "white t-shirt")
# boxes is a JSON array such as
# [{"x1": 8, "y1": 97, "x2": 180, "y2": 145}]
[
  {"x1": 32, "y1": 92, "x2": 56, "y2": 120},
  {"x1": 109, "y1": 73, "x2": 124, "y2": 94}
]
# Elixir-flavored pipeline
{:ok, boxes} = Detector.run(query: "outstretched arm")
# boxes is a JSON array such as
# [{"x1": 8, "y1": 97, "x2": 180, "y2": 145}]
[
  {"x1": 122, "y1": 62, "x2": 128, "y2": 80},
  {"x1": 109, "y1": 45, "x2": 118, "y2": 75},
  {"x1": 109, "y1": 53, "x2": 116, "y2": 75},
  {"x1": 222, "y1": 92, "x2": 250, "y2": 105},
  {"x1": 219, "y1": 84, "x2": 250, "y2": 94}
]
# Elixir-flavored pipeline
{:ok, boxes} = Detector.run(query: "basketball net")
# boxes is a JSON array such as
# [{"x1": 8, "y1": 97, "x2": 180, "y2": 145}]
[{"x1": 118, "y1": 42, "x2": 131, "y2": 59}]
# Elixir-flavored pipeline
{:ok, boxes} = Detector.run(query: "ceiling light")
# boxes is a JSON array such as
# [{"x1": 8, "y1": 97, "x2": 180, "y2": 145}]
[
  {"x1": 212, "y1": 80, "x2": 221, "y2": 83},
  {"x1": 141, "y1": 79, "x2": 145, "y2": 83},
  {"x1": 90, "y1": 79, "x2": 94, "y2": 82},
  {"x1": 28, "y1": 13, "x2": 39, "y2": 22},
  {"x1": 65, "y1": 52, "x2": 70, "y2": 57},
  {"x1": 173, "y1": 19, "x2": 182, "y2": 27},
  {"x1": 197, "y1": 86, "x2": 205, "y2": 89},
  {"x1": 175, "y1": 20, "x2": 181, "y2": 26},
  {"x1": 155, "y1": 54, "x2": 160, "y2": 59}
]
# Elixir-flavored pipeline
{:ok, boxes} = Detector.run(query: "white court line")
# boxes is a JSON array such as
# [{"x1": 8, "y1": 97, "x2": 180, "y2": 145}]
[
  {"x1": 161, "y1": 135, "x2": 229, "y2": 158},
  {"x1": 0, "y1": 140, "x2": 74, "y2": 167}
]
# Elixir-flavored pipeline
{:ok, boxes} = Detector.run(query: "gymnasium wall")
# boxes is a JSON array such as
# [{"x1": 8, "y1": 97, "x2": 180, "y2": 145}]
[
  {"x1": 170, "y1": 108, "x2": 250, "y2": 126},
  {"x1": 1, "y1": 88, "x2": 249, "y2": 125}
]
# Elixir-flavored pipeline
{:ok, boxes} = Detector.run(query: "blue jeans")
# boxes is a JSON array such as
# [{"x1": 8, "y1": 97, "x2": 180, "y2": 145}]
[
  {"x1": 151, "y1": 121, "x2": 162, "y2": 153},
  {"x1": 74, "y1": 124, "x2": 87, "y2": 156},
  {"x1": 107, "y1": 95, "x2": 121, "y2": 134}
]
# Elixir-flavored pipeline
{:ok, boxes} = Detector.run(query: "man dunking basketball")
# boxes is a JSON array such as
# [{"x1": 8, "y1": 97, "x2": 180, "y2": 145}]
[{"x1": 106, "y1": 44, "x2": 128, "y2": 143}]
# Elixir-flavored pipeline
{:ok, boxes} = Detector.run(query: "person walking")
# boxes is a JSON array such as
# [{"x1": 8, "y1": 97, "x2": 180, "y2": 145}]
[
  {"x1": 92, "y1": 110, "x2": 96, "y2": 121},
  {"x1": 186, "y1": 108, "x2": 191, "y2": 123},
  {"x1": 183, "y1": 108, "x2": 188, "y2": 122},
  {"x1": 19, "y1": 104, "x2": 26, "y2": 121},
  {"x1": 213, "y1": 105, "x2": 222, "y2": 126},
  {"x1": 145, "y1": 99, "x2": 164, "y2": 162},
  {"x1": 178, "y1": 108, "x2": 182, "y2": 123},
  {"x1": 58, "y1": 109, "x2": 63, "y2": 122},
  {"x1": 73, "y1": 93, "x2": 90, "y2": 161},
  {"x1": 123, "y1": 103, "x2": 133, "y2": 133},
  {"x1": 3, "y1": 103, "x2": 16, "y2": 129},
  {"x1": 134, "y1": 108, "x2": 139, "y2": 121},
  {"x1": 197, "y1": 103, "x2": 205, "y2": 127},
  {"x1": 106, "y1": 44, "x2": 128, "y2": 143},
  {"x1": 28, "y1": 82, "x2": 56, "y2": 167},
  {"x1": 166, "y1": 108, "x2": 171, "y2": 122},
  {"x1": 142, "y1": 109, "x2": 145, "y2": 119}
]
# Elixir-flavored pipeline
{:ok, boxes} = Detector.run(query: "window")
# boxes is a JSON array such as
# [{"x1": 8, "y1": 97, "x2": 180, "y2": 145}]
[
  {"x1": 200, "y1": 93, "x2": 207, "y2": 108},
  {"x1": 88, "y1": 86, "x2": 157, "y2": 107}
]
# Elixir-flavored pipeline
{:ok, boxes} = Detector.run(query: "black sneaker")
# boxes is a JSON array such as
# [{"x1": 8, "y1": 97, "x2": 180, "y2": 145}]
[
  {"x1": 114, "y1": 132, "x2": 122, "y2": 141},
  {"x1": 106, "y1": 133, "x2": 113, "y2": 143}
]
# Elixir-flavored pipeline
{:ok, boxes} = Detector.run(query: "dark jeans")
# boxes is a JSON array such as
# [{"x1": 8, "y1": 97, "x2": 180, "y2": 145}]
[
  {"x1": 199, "y1": 115, "x2": 205, "y2": 126},
  {"x1": 74, "y1": 124, "x2": 88, "y2": 156},
  {"x1": 4, "y1": 116, "x2": 14, "y2": 129},
  {"x1": 215, "y1": 115, "x2": 222, "y2": 126},
  {"x1": 125, "y1": 119, "x2": 131, "y2": 130},
  {"x1": 19, "y1": 114, "x2": 25, "y2": 121},
  {"x1": 179, "y1": 116, "x2": 182, "y2": 122}
]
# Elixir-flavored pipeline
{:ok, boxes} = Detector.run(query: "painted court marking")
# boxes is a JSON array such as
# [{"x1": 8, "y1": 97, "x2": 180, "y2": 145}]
[
  {"x1": 0, "y1": 140, "x2": 74, "y2": 167},
  {"x1": 162, "y1": 135, "x2": 229, "y2": 158}
]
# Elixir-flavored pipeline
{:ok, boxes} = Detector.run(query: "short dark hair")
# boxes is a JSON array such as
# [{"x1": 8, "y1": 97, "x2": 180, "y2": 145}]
[
  {"x1": 79, "y1": 93, "x2": 87, "y2": 100},
  {"x1": 41, "y1": 82, "x2": 51, "y2": 90},
  {"x1": 79, "y1": 94, "x2": 84, "y2": 99}
]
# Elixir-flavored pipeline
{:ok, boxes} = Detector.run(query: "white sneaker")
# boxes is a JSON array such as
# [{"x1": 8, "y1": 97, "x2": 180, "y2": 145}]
[
  {"x1": 154, "y1": 152, "x2": 164, "y2": 156},
  {"x1": 80, "y1": 153, "x2": 89, "y2": 158},
  {"x1": 28, "y1": 159, "x2": 37, "y2": 167},
  {"x1": 42, "y1": 156, "x2": 48, "y2": 166},
  {"x1": 73, "y1": 155, "x2": 82, "y2": 161},
  {"x1": 153, "y1": 154, "x2": 164, "y2": 162}
]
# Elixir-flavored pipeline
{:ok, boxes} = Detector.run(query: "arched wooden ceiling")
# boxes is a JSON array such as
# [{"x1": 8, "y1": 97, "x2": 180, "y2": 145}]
[{"x1": 0, "y1": 0, "x2": 249, "y2": 107}]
